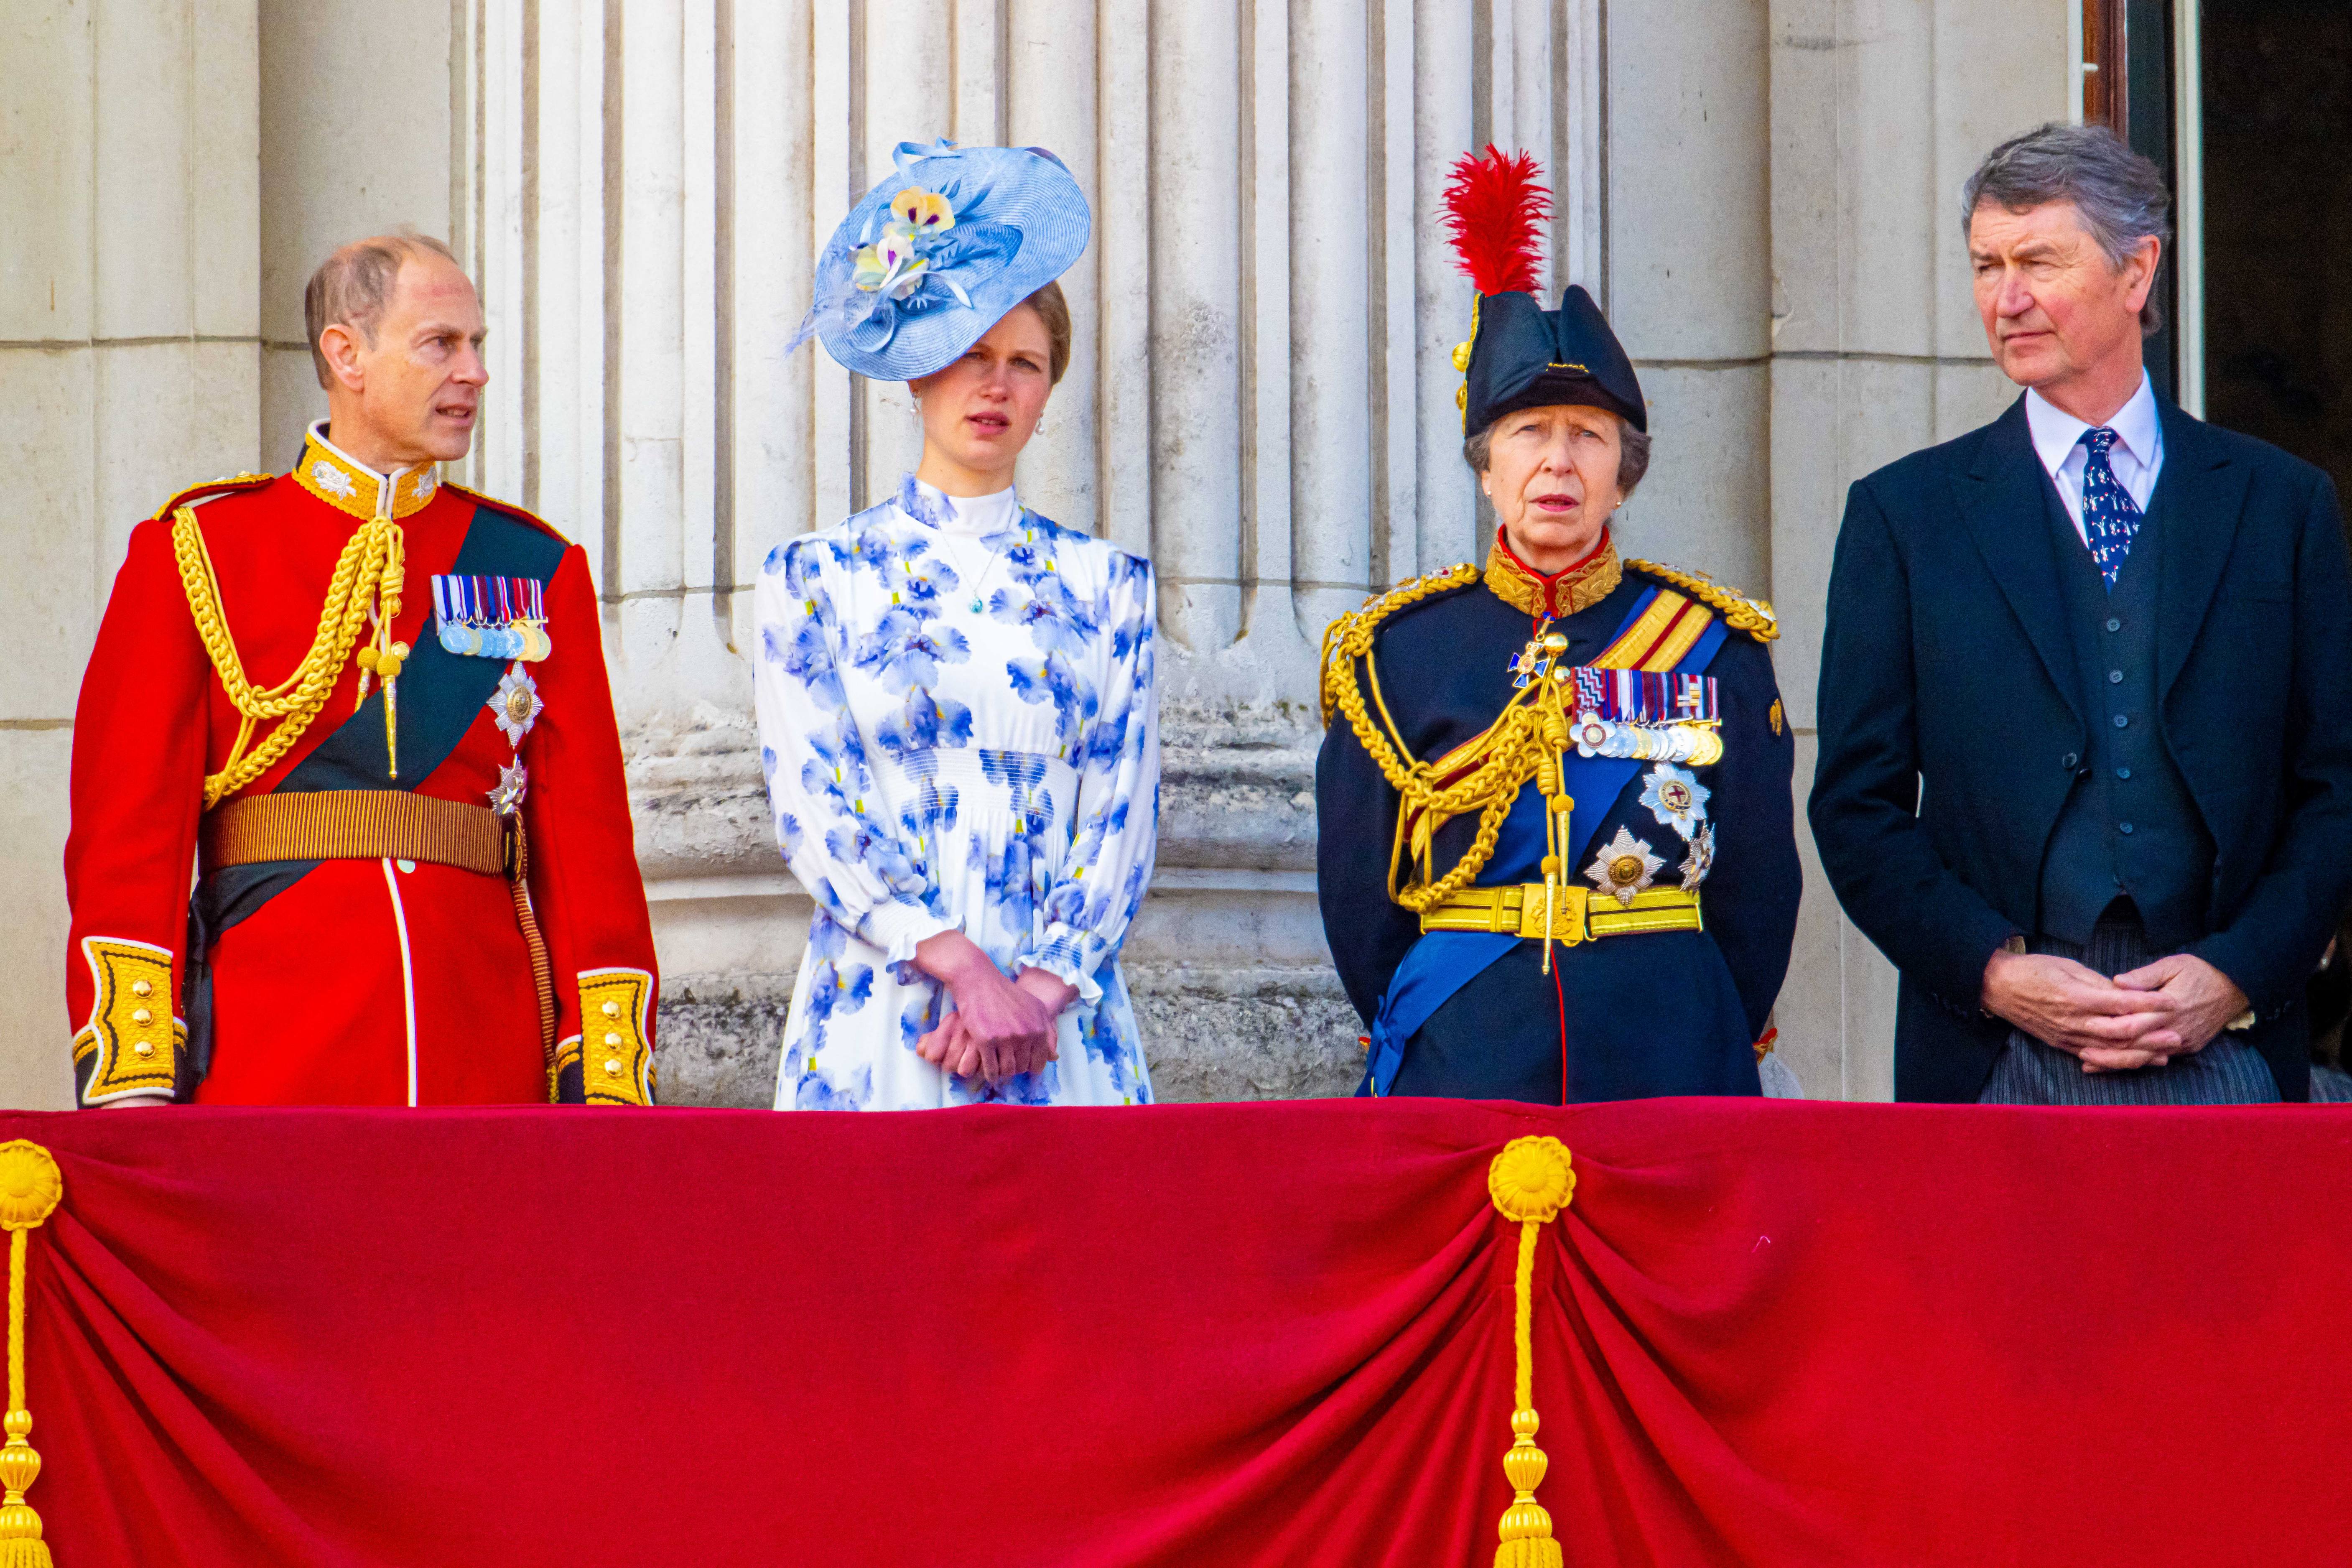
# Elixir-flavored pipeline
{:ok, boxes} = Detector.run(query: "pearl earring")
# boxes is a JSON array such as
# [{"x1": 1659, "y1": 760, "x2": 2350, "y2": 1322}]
[{"x1": 1034, "y1": 415, "x2": 1048, "y2": 436}]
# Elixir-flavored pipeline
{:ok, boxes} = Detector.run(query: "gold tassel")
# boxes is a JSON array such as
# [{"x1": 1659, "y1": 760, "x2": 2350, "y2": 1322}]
[
  {"x1": 0, "y1": 1142, "x2": 63, "y2": 1568},
  {"x1": 1486, "y1": 1136, "x2": 1576, "y2": 1568}
]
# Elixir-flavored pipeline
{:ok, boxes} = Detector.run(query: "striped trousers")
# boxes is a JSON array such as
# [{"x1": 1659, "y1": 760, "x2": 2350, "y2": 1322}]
[{"x1": 1977, "y1": 910, "x2": 2279, "y2": 1106}]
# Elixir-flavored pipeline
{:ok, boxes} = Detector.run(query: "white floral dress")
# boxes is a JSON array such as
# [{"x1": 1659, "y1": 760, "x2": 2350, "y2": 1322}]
[{"x1": 753, "y1": 476, "x2": 1160, "y2": 1109}]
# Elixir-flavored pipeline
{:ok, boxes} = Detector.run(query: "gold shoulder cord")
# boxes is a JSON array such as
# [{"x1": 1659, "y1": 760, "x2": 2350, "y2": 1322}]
[
  {"x1": 1626, "y1": 559, "x2": 1778, "y2": 642},
  {"x1": 1320, "y1": 563, "x2": 1588, "y2": 970},
  {"x1": 171, "y1": 501, "x2": 407, "y2": 808}
]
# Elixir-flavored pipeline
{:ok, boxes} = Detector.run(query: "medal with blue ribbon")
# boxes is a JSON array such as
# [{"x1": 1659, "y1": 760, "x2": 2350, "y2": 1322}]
[{"x1": 433, "y1": 574, "x2": 553, "y2": 662}]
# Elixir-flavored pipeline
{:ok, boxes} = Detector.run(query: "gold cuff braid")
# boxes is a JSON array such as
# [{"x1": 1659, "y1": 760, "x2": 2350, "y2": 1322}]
[
  {"x1": 577, "y1": 969, "x2": 657, "y2": 1106},
  {"x1": 71, "y1": 938, "x2": 181, "y2": 1103}
]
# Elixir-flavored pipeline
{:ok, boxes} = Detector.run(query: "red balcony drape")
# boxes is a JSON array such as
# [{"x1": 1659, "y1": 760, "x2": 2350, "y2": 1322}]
[{"x1": 5, "y1": 1097, "x2": 2347, "y2": 1566}]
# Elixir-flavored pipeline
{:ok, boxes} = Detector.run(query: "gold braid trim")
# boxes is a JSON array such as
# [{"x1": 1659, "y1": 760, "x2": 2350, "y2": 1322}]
[
  {"x1": 1317, "y1": 563, "x2": 1482, "y2": 728},
  {"x1": 171, "y1": 503, "x2": 405, "y2": 808},
  {"x1": 1319, "y1": 563, "x2": 1579, "y2": 918},
  {"x1": 149, "y1": 473, "x2": 273, "y2": 520},
  {"x1": 1626, "y1": 558, "x2": 1778, "y2": 642}
]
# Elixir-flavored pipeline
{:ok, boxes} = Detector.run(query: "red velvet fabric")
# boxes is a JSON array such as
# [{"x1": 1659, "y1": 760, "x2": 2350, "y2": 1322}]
[{"x1": 7, "y1": 1098, "x2": 2349, "y2": 1566}]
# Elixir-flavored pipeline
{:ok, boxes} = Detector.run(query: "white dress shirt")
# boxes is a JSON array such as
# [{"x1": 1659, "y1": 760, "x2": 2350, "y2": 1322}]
[{"x1": 2024, "y1": 372, "x2": 2164, "y2": 545}]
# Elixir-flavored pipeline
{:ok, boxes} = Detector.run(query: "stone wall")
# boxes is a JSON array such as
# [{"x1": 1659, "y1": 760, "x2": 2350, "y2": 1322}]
[{"x1": 0, "y1": 0, "x2": 2073, "y2": 1110}]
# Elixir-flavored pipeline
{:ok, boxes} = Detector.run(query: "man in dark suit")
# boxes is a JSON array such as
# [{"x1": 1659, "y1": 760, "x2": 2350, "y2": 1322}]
[{"x1": 1809, "y1": 123, "x2": 2352, "y2": 1103}]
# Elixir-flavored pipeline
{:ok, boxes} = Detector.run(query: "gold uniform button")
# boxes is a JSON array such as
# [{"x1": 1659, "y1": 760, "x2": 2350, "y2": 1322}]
[
  {"x1": 132, "y1": 979, "x2": 153, "y2": 997},
  {"x1": 601, "y1": 1000, "x2": 621, "y2": 1019},
  {"x1": 604, "y1": 1032, "x2": 622, "y2": 1047},
  {"x1": 133, "y1": 1040, "x2": 154, "y2": 1057},
  {"x1": 132, "y1": 1008, "x2": 153, "y2": 1025},
  {"x1": 603, "y1": 1059, "x2": 623, "y2": 1077}
]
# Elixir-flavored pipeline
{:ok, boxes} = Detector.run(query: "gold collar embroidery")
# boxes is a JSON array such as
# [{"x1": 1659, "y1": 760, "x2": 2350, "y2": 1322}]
[
  {"x1": 1484, "y1": 532, "x2": 1623, "y2": 619},
  {"x1": 291, "y1": 422, "x2": 442, "y2": 520}
]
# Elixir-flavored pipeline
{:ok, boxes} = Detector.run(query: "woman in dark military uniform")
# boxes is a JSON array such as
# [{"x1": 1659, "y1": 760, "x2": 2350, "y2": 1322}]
[{"x1": 1315, "y1": 148, "x2": 1801, "y2": 1104}]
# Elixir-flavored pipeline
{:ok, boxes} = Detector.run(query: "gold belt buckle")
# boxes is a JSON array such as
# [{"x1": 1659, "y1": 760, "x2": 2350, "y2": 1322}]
[{"x1": 1519, "y1": 885, "x2": 1588, "y2": 945}]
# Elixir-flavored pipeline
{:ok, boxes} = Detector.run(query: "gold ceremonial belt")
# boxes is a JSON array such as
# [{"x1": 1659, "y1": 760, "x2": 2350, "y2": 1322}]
[
  {"x1": 1418, "y1": 883, "x2": 1703, "y2": 944},
  {"x1": 201, "y1": 789, "x2": 510, "y2": 876}
]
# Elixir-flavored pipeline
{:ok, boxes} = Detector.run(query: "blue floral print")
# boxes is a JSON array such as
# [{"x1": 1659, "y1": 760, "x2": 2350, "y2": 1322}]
[{"x1": 753, "y1": 476, "x2": 1161, "y2": 1110}]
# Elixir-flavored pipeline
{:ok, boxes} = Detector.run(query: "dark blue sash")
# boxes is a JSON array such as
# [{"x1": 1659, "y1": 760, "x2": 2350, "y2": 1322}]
[{"x1": 1363, "y1": 589, "x2": 1726, "y2": 1095}]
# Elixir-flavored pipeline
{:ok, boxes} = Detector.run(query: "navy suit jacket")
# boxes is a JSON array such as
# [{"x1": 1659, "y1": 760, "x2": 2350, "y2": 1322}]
[{"x1": 1808, "y1": 394, "x2": 2352, "y2": 1101}]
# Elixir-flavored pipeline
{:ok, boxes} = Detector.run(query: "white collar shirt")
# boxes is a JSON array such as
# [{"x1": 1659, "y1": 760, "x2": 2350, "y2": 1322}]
[{"x1": 2024, "y1": 372, "x2": 2165, "y2": 546}]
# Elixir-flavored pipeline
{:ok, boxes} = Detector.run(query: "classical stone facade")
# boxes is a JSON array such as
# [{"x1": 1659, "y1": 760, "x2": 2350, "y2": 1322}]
[{"x1": 0, "y1": 0, "x2": 2068, "y2": 1109}]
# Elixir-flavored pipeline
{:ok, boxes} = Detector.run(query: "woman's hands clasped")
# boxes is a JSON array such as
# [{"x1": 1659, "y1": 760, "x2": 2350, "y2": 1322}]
[{"x1": 911, "y1": 931, "x2": 1080, "y2": 1085}]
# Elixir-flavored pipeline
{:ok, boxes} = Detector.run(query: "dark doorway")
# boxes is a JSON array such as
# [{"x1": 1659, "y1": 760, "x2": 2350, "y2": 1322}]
[{"x1": 2201, "y1": 2, "x2": 2352, "y2": 500}]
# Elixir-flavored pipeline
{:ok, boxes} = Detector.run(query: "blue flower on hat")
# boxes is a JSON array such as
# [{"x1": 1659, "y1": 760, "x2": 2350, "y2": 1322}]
[{"x1": 791, "y1": 138, "x2": 1092, "y2": 382}]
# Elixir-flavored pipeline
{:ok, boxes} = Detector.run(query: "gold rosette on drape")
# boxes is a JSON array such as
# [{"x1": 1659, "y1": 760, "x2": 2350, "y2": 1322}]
[
  {"x1": 1486, "y1": 1136, "x2": 1575, "y2": 1568},
  {"x1": 0, "y1": 1142, "x2": 61, "y2": 1568}
]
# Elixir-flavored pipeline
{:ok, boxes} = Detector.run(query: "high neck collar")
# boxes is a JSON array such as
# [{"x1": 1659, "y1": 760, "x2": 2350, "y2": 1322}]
[
  {"x1": 1483, "y1": 528, "x2": 1621, "y2": 620},
  {"x1": 292, "y1": 421, "x2": 443, "y2": 521},
  {"x1": 897, "y1": 473, "x2": 1021, "y2": 536}
]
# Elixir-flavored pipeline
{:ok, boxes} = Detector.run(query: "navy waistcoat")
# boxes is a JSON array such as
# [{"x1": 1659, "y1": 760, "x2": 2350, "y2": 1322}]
[{"x1": 2036, "y1": 482, "x2": 2215, "y2": 947}]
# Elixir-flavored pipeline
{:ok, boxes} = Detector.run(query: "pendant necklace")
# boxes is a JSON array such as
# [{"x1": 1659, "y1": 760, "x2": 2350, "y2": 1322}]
[{"x1": 956, "y1": 517, "x2": 1022, "y2": 614}]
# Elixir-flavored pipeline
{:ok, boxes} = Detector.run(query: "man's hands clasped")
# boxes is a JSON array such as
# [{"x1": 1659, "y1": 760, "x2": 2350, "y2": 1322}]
[
  {"x1": 910, "y1": 930, "x2": 1080, "y2": 1086},
  {"x1": 1981, "y1": 946, "x2": 2248, "y2": 1074}
]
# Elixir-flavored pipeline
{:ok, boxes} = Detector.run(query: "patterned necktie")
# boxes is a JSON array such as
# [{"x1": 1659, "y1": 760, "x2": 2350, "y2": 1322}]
[{"x1": 2078, "y1": 426, "x2": 2142, "y2": 589}]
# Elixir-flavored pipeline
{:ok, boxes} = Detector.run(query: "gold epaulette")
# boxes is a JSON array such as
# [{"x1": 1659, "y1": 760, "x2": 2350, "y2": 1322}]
[
  {"x1": 1626, "y1": 558, "x2": 1778, "y2": 642},
  {"x1": 148, "y1": 472, "x2": 273, "y2": 522},
  {"x1": 443, "y1": 481, "x2": 572, "y2": 544},
  {"x1": 1317, "y1": 562, "x2": 1481, "y2": 727}
]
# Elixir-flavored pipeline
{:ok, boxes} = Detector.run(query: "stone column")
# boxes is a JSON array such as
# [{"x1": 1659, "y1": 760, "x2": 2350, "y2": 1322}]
[
  {"x1": 1608, "y1": 0, "x2": 1773, "y2": 592},
  {"x1": 0, "y1": 0, "x2": 262, "y2": 1108}
]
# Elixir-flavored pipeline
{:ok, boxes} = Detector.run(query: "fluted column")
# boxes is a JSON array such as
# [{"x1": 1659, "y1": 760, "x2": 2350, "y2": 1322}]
[
  {"x1": 857, "y1": 0, "x2": 953, "y2": 506},
  {"x1": 1006, "y1": 0, "x2": 1101, "y2": 533},
  {"x1": 1285, "y1": 0, "x2": 1371, "y2": 646},
  {"x1": 725, "y1": 0, "x2": 818, "y2": 650},
  {"x1": 1413, "y1": 0, "x2": 1478, "y2": 574},
  {"x1": 1148, "y1": 0, "x2": 1245, "y2": 651}
]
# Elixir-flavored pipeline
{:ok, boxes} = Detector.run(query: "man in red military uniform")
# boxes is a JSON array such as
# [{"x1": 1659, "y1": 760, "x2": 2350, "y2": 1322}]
[{"x1": 64, "y1": 231, "x2": 660, "y2": 1107}]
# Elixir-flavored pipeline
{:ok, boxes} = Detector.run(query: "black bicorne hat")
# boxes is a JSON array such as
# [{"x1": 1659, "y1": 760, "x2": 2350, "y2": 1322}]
[
  {"x1": 1443, "y1": 148, "x2": 1646, "y2": 435},
  {"x1": 1462, "y1": 285, "x2": 1645, "y2": 434}
]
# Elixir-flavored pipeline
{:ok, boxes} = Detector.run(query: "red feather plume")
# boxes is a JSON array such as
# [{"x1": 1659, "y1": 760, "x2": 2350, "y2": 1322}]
[{"x1": 1441, "y1": 146, "x2": 1551, "y2": 296}]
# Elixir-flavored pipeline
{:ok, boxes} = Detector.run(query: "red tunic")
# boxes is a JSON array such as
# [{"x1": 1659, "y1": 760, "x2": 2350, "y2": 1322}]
[{"x1": 64, "y1": 426, "x2": 659, "y2": 1106}]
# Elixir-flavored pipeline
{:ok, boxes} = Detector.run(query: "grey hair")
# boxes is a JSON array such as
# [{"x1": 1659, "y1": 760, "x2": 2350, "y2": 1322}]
[
  {"x1": 1464, "y1": 413, "x2": 1652, "y2": 501},
  {"x1": 1961, "y1": 122, "x2": 2171, "y2": 334}
]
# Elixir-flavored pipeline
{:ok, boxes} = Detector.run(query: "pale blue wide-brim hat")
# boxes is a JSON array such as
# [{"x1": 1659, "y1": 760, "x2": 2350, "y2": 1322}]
[{"x1": 790, "y1": 139, "x2": 1091, "y2": 382}]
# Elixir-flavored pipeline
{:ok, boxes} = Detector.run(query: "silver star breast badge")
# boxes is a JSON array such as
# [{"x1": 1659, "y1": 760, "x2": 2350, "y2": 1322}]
[
  {"x1": 489, "y1": 759, "x2": 530, "y2": 816},
  {"x1": 1678, "y1": 821, "x2": 1716, "y2": 890},
  {"x1": 1585, "y1": 825, "x2": 1664, "y2": 908},
  {"x1": 1639, "y1": 762, "x2": 1711, "y2": 840},
  {"x1": 489, "y1": 665, "x2": 544, "y2": 745}
]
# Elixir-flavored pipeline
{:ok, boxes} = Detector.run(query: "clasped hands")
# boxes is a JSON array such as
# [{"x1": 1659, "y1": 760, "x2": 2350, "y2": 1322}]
[
  {"x1": 1980, "y1": 946, "x2": 2248, "y2": 1074},
  {"x1": 910, "y1": 930, "x2": 1078, "y2": 1085}
]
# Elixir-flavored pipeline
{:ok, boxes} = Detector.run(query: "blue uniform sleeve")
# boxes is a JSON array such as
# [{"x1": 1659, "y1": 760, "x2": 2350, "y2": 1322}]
[
  {"x1": 1695, "y1": 630, "x2": 1802, "y2": 1040},
  {"x1": 1315, "y1": 664, "x2": 1424, "y2": 1030}
]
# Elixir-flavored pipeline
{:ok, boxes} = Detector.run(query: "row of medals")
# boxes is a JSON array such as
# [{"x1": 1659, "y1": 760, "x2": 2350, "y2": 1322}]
[{"x1": 1513, "y1": 629, "x2": 1724, "y2": 767}]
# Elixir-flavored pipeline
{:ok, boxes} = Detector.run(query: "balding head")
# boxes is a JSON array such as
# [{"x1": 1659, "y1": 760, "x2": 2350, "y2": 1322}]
[
  {"x1": 304, "y1": 231, "x2": 462, "y2": 389},
  {"x1": 307, "y1": 231, "x2": 486, "y2": 470}
]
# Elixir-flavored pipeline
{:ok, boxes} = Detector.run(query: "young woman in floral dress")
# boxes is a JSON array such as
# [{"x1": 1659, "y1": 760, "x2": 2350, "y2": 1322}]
[{"x1": 757, "y1": 141, "x2": 1159, "y2": 1110}]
